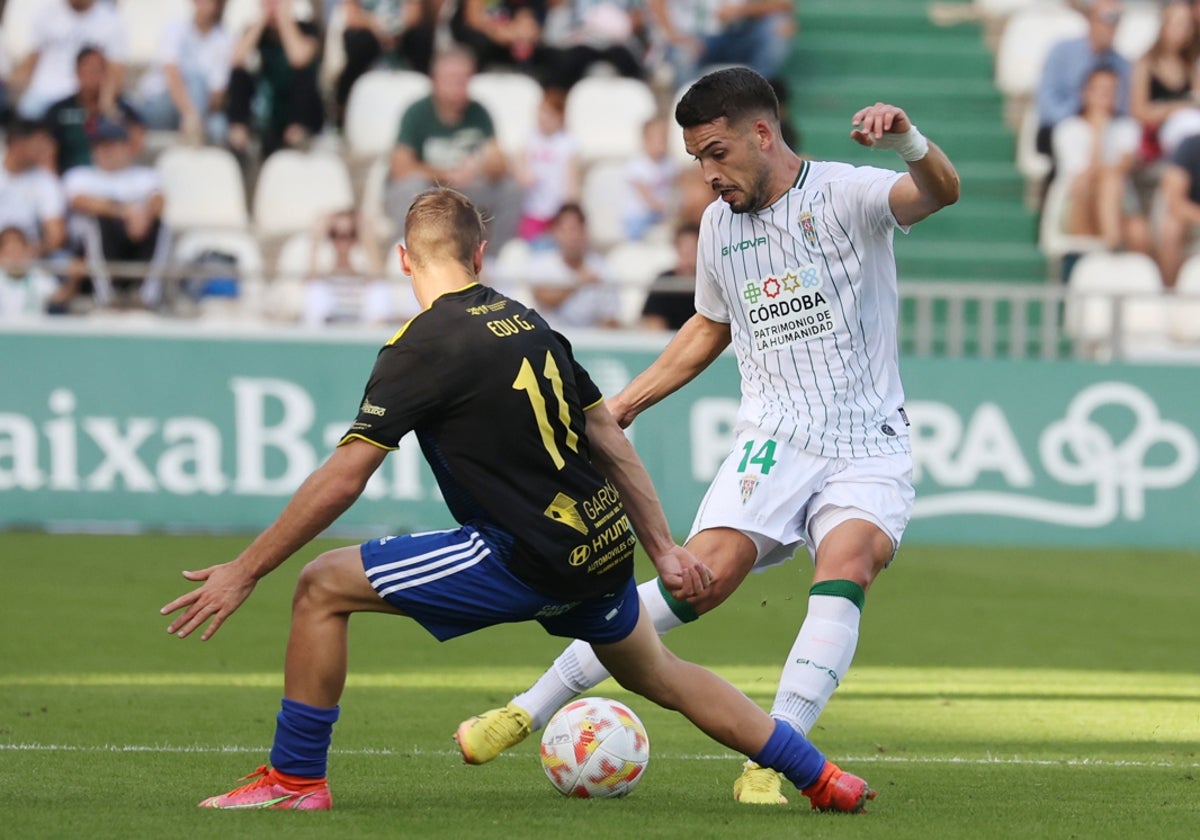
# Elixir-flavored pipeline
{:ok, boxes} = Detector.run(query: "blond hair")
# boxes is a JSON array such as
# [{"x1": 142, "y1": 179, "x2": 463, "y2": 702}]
[{"x1": 404, "y1": 188, "x2": 486, "y2": 270}]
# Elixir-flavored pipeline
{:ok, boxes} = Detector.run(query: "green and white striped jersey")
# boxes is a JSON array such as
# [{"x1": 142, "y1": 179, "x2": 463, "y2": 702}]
[{"x1": 695, "y1": 159, "x2": 912, "y2": 459}]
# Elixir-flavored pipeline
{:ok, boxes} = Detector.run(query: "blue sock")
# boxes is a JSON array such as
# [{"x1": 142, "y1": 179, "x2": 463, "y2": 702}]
[
  {"x1": 268, "y1": 697, "x2": 340, "y2": 778},
  {"x1": 752, "y1": 718, "x2": 826, "y2": 790}
]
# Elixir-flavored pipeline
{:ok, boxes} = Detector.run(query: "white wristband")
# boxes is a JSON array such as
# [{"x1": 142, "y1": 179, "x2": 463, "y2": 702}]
[{"x1": 872, "y1": 124, "x2": 929, "y2": 162}]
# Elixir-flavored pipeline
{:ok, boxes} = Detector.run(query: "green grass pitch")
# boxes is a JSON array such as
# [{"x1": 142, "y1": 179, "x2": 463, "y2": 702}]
[{"x1": 2, "y1": 533, "x2": 1197, "y2": 839}]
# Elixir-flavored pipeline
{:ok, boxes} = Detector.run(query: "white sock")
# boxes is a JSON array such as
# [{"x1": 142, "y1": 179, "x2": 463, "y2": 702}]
[
  {"x1": 513, "y1": 578, "x2": 691, "y2": 729},
  {"x1": 769, "y1": 594, "x2": 861, "y2": 736}
]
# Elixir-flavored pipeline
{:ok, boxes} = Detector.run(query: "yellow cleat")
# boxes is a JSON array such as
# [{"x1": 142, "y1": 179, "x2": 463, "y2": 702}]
[
  {"x1": 732, "y1": 760, "x2": 789, "y2": 805},
  {"x1": 454, "y1": 702, "x2": 533, "y2": 765}
]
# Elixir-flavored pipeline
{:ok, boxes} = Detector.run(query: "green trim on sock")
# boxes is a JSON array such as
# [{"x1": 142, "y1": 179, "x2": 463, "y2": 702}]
[
  {"x1": 656, "y1": 577, "x2": 699, "y2": 623},
  {"x1": 809, "y1": 579, "x2": 865, "y2": 612}
]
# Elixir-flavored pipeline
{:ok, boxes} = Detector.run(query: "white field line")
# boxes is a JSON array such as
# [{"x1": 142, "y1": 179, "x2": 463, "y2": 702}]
[{"x1": 2, "y1": 742, "x2": 1197, "y2": 769}]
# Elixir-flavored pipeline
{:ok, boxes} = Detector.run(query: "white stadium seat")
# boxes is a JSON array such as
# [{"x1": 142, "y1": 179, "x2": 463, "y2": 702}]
[
  {"x1": 171, "y1": 228, "x2": 266, "y2": 320},
  {"x1": 488, "y1": 238, "x2": 533, "y2": 301},
  {"x1": 469, "y1": 72, "x2": 544, "y2": 157},
  {"x1": 566, "y1": 77, "x2": 658, "y2": 163},
  {"x1": 1015, "y1": 102, "x2": 1051, "y2": 185},
  {"x1": 157, "y1": 146, "x2": 250, "y2": 230},
  {"x1": 344, "y1": 70, "x2": 431, "y2": 159},
  {"x1": 1170, "y1": 256, "x2": 1200, "y2": 343},
  {"x1": 606, "y1": 241, "x2": 677, "y2": 326},
  {"x1": 360, "y1": 156, "x2": 395, "y2": 240},
  {"x1": 995, "y1": 5, "x2": 1086, "y2": 98},
  {"x1": 1038, "y1": 177, "x2": 1107, "y2": 259},
  {"x1": 581, "y1": 160, "x2": 630, "y2": 250},
  {"x1": 1065, "y1": 252, "x2": 1169, "y2": 358},
  {"x1": 0, "y1": 0, "x2": 43, "y2": 61},
  {"x1": 252, "y1": 150, "x2": 355, "y2": 238},
  {"x1": 1115, "y1": 2, "x2": 1161, "y2": 61},
  {"x1": 117, "y1": 0, "x2": 191, "y2": 67}
]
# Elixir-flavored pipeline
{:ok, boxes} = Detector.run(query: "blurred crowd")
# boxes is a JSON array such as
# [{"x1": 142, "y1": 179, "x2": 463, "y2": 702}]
[
  {"x1": 0, "y1": 0, "x2": 800, "y2": 329},
  {"x1": 1034, "y1": 0, "x2": 1200, "y2": 286}
]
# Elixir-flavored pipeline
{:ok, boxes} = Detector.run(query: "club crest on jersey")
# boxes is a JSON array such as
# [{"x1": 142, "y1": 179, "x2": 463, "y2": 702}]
[
  {"x1": 739, "y1": 474, "x2": 759, "y2": 505},
  {"x1": 798, "y1": 211, "x2": 819, "y2": 248}
]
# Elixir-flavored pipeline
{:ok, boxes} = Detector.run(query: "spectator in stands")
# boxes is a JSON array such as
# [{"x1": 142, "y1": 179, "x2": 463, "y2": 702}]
[
  {"x1": 334, "y1": 1, "x2": 405, "y2": 127},
  {"x1": 622, "y1": 115, "x2": 678, "y2": 240},
  {"x1": 135, "y1": 0, "x2": 233, "y2": 146},
  {"x1": 45, "y1": 48, "x2": 146, "y2": 175},
  {"x1": 543, "y1": 0, "x2": 646, "y2": 89},
  {"x1": 384, "y1": 48, "x2": 521, "y2": 248},
  {"x1": 0, "y1": 119, "x2": 68, "y2": 257},
  {"x1": 0, "y1": 226, "x2": 61, "y2": 320},
  {"x1": 648, "y1": 0, "x2": 794, "y2": 89},
  {"x1": 1035, "y1": 0, "x2": 1130, "y2": 158},
  {"x1": 0, "y1": 45, "x2": 11, "y2": 125},
  {"x1": 11, "y1": 0, "x2": 128, "y2": 120},
  {"x1": 397, "y1": 0, "x2": 446, "y2": 76},
  {"x1": 1053, "y1": 67, "x2": 1149, "y2": 253},
  {"x1": 1155, "y1": 132, "x2": 1200, "y2": 286},
  {"x1": 302, "y1": 208, "x2": 400, "y2": 327},
  {"x1": 526, "y1": 203, "x2": 622, "y2": 329},
  {"x1": 1130, "y1": 1, "x2": 1198, "y2": 165},
  {"x1": 639, "y1": 223, "x2": 697, "y2": 331},
  {"x1": 450, "y1": 0, "x2": 554, "y2": 75},
  {"x1": 700, "y1": 0, "x2": 795, "y2": 82},
  {"x1": 516, "y1": 86, "x2": 580, "y2": 241},
  {"x1": 64, "y1": 120, "x2": 170, "y2": 307},
  {"x1": 227, "y1": 0, "x2": 324, "y2": 159}
]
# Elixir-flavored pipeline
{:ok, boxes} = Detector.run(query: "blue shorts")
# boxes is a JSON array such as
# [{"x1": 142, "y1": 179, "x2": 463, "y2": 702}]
[{"x1": 360, "y1": 525, "x2": 639, "y2": 645}]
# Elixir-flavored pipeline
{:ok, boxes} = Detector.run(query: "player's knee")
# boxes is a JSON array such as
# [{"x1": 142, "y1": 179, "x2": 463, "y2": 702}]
[{"x1": 293, "y1": 552, "x2": 340, "y2": 611}]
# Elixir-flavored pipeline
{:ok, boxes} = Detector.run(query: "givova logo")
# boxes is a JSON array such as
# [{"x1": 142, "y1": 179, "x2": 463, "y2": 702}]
[{"x1": 721, "y1": 236, "x2": 767, "y2": 257}]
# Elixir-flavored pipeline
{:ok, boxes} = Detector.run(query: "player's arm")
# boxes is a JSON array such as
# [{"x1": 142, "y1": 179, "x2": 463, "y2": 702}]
[
  {"x1": 608, "y1": 312, "x2": 730, "y2": 427},
  {"x1": 160, "y1": 439, "x2": 387, "y2": 641},
  {"x1": 850, "y1": 102, "x2": 960, "y2": 227},
  {"x1": 583, "y1": 402, "x2": 712, "y2": 598}
]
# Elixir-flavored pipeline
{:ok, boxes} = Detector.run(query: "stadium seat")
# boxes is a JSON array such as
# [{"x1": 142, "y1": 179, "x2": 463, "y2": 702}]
[
  {"x1": 994, "y1": 5, "x2": 1086, "y2": 99},
  {"x1": 1038, "y1": 177, "x2": 1107, "y2": 259},
  {"x1": 1169, "y1": 256, "x2": 1200, "y2": 343},
  {"x1": 489, "y1": 238, "x2": 533, "y2": 301},
  {"x1": 581, "y1": 160, "x2": 630, "y2": 250},
  {"x1": 566, "y1": 77, "x2": 658, "y2": 163},
  {"x1": 252, "y1": 150, "x2": 355, "y2": 238},
  {"x1": 469, "y1": 72, "x2": 543, "y2": 157},
  {"x1": 171, "y1": 228, "x2": 266, "y2": 321},
  {"x1": 157, "y1": 146, "x2": 250, "y2": 230},
  {"x1": 360, "y1": 156, "x2": 395, "y2": 240},
  {"x1": 344, "y1": 70, "x2": 432, "y2": 159},
  {"x1": 1015, "y1": 103, "x2": 1051, "y2": 195},
  {"x1": 320, "y1": 1, "x2": 348, "y2": 96},
  {"x1": 606, "y1": 241, "x2": 677, "y2": 326},
  {"x1": 117, "y1": 0, "x2": 191, "y2": 67},
  {"x1": 1065, "y1": 252, "x2": 1169, "y2": 358},
  {"x1": 0, "y1": 0, "x2": 41, "y2": 61},
  {"x1": 1115, "y1": 2, "x2": 1161, "y2": 61}
]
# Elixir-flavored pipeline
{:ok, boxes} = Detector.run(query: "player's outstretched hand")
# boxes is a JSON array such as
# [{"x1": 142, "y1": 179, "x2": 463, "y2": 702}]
[
  {"x1": 605, "y1": 393, "x2": 636, "y2": 429},
  {"x1": 160, "y1": 562, "x2": 257, "y2": 641},
  {"x1": 653, "y1": 545, "x2": 714, "y2": 600},
  {"x1": 850, "y1": 102, "x2": 912, "y2": 147}
]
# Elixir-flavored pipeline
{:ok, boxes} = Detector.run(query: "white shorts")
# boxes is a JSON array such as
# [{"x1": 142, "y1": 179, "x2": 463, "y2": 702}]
[{"x1": 687, "y1": 429, "x2": 915, "y2": 570}]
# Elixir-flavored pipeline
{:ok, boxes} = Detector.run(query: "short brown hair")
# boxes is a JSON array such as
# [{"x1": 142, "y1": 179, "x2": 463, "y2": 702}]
[{"x1": 404, "y1": 188, "x2": 486, "y2": 270}]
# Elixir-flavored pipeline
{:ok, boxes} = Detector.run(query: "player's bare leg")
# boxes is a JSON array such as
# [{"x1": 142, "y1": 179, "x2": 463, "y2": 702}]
[
  {"x1": 199, "y1": 546, "x2": 403, "y2": 809},
  {"x1": 593, "y1": 608, "x2": 875, "y2": 812}
]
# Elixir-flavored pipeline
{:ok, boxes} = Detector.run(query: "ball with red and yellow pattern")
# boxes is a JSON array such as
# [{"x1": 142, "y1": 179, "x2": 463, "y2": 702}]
[{"x1": 539, "y1": 697, "x2": 650, "y2": 798}]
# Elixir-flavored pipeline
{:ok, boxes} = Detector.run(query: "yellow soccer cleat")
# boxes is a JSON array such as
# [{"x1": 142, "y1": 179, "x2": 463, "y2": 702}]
[
  {"x1": 732, "y1": 760, "x2": 788, "y2": 805},
  {"x1": 454, "y1": 702, "x2": 533, "y2": 765}
]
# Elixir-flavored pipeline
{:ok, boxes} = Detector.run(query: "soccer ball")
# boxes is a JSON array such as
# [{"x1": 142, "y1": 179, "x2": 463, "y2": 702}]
[{"x1": 539, "y1": 697, "x2": 650, "y2": 798}]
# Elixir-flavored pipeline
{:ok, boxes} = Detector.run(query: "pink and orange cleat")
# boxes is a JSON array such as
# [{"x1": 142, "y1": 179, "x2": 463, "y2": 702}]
[
  {"x1": 801, "y1": 761, "x2": 876, "y2": 813},
  {"x1": 198, "y1": 765, "x2": 332, "y2": 810}
]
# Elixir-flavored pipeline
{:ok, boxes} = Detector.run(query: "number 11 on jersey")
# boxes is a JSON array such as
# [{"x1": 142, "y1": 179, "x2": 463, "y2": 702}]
[{"x1": 512, "y1": 351, "x2": 579, "y2": 470}]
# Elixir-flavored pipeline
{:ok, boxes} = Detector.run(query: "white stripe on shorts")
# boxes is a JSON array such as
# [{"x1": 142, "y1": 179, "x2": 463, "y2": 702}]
[{"x1": 364, "y1": 530, "x2": 492, "y2": 598}]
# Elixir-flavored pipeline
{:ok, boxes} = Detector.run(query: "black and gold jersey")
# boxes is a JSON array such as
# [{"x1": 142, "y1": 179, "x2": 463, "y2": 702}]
[{"x1": 342, "y1": 283, "x2": 635, "y2": 601}]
